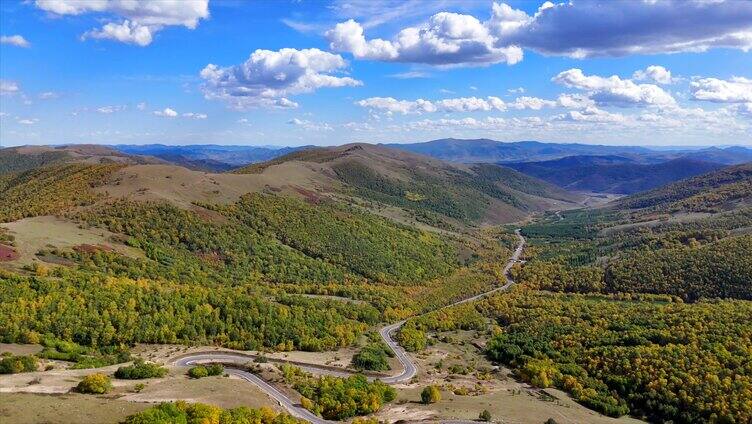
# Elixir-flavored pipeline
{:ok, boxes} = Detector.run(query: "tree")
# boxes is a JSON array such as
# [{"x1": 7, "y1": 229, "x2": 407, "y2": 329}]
[
  {"x1": 76, "y1": 373, "x2": 112, "y2": 394},
  {"x1": 479, "y1": 409, "x2": 492, "y2": 421},
  {"x1": 421, "y1": 385, "x2": 441, "y2": 404}
]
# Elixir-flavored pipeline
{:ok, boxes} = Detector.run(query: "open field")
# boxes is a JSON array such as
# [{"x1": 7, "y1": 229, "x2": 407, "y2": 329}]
[{"x1": 0, "y1": 215, "x2": 142, "y2": 267}]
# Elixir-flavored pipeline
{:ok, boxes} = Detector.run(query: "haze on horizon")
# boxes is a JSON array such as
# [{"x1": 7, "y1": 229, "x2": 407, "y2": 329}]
[{"x1": 1, "y1": 0, "x2": 751, "y2": 148}]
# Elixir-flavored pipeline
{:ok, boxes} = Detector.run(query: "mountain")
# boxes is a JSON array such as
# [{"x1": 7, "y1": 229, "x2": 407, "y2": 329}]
[
  {"x1": 507, "y1": 156, "x2": 724, "y2": 194},
  {"x1": 677, "y1": 146, "x2": 752, "y2": 165},
  {"x1": 0, "y1": 144, "x2": 162, "y2": 174},
  {"x1": 384, "y1": 138, "x2": 654, "y2": 163},
  {"x1": 234, "y1": 143, "x2": 583, "y2": 227},
  {"x1": 616, "y1": 162, "x2": 752, "y2": 212},
  {"x1": 113, "y1": 144, "x2": 310, "y2": 172}
]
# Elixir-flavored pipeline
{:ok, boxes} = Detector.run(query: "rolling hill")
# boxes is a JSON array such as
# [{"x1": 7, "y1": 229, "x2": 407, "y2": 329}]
[
  {"x1": 0, "y1": 145, "x2": 162, "y2": 174},
  {"x1": 506, "y1": 156, "x2": 723, "y2": 194},
  {"x1": 234, "y1": 143, "x2": 583, "y2": 227},
  {"x1": 617, "y1": 162, "x2": 752, "y2": 212}
]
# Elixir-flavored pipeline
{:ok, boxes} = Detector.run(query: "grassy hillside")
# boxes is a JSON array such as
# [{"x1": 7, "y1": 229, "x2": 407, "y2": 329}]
[
  {"x1": 617, "y1": 162, "x2": 752, "y2": 211},
  {"x1": 507, "y1": 156, "x2": 723, "y2": 194},
  {"x1": 237, "y1": 144, "x2": 581, "y2": 227}
]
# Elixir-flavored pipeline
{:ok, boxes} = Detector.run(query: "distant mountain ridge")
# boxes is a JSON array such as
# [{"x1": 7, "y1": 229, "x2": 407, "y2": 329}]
[
  {"x1": 385, "y1": 138, "x2": 752, "y2": 165},
  {"x1": 113, "y1": 144, "x2": 311, "y2": 172},
  {"x1": 507, "y1": 156, "x2": 724, "y2": 194}
]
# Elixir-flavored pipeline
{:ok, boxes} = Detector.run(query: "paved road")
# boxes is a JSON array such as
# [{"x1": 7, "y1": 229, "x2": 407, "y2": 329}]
[{"x1": 173, "y1": 229, "x2": 526, "y2": 423}]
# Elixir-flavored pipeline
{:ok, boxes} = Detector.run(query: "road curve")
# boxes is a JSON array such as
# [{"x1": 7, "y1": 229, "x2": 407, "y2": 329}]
[{"x1": 173, "y1": 229, "x2": 526, "y2": 423}]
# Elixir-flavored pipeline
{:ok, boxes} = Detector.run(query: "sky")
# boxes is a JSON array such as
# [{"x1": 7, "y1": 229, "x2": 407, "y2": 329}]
[{"x1": 0, "y1": 0, "x2": 751, "y2": 148}]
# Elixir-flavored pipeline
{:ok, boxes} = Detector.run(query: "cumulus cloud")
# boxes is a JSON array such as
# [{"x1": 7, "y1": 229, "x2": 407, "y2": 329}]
[
  {"x1": 0, "y1": 80, "x2": 20, "y2": 95},
  {"x1": 508, "y1": 96, "x2": 557, "y2": 110},
  {"x1": 492, "y1": 0, "x2": 752, "y2": 58},
  {"x1": 690, "y1": 77, "x2": 752, "y2": 103},
  {"x1": 326, "y1": 1, "x2": 752, "y2": 66},
  {"x1": 326, "y1": 14, "x2": 523, "y2": 66},
  {"x1": 555, "y1": 106, "x2": 626, "y2": 123},
  {"x1": 356, "y1": 96, "x2": 507, "y2": 115},
  {"x1": 553, "y1": 68, "x2": 676, "y2": 107},
  {"x1": 633, "y1": 65, "x2": 673, "y2": 84},
  {"x1": 35, "y1": 0, "x2": 209, "y2": 46},
  {"x1": 153, "y1": 107, "x2": 178, "y2": 117},
  {"x1": 1, "y1": 35, "x2": 30, "y2": 48},
  {"x1": 200, "y1": 48, "x2": 361, "y2": 109}
]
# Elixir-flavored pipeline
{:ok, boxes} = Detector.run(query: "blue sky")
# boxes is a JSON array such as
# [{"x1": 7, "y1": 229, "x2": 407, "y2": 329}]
[{"x1": 1, "y1": 0, "x2": 751, "y2": 147}]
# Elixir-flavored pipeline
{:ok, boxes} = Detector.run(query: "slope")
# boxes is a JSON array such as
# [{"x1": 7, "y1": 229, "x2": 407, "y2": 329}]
[
  {"x1": 616, "y1": 162, "x2": 752, "y2": 212},
  {"x1": 507, "y1": 156, "x2": 723, "y2": 194},
  {"x1": 235, "y1": 143, "x2": 583, "y2": 227}
]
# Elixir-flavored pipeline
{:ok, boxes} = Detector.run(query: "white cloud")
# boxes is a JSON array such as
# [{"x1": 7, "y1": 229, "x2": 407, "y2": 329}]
[
  {"x1": 507, "y1": 87, "x2": 525, "y2": 94},
  {"x1": 35, "y1": 0, "x2": 209, "y2": 46},
  {"x1": 182, "y1": 112, "x2": 207, "y2": 119},
  {"x1": 136, "y1": 102, "x2": 147, "y2": 111},
  {"x1": 356, "y1": 96, "x2": 507, "y2": 115},
  {"x1": 154, "y1": 107, "x2": 178, "y2": 117},
  {"x1": 555, "y1": 106, "x2": 626, "y2": 123},
  {"x1": 553, "y1": 68, "x2": 676, "y2": 107},
  {"x1": 0, "y1": 80, "x2": 20, "y2": 95},
  {"x1": 17, "y1": 118, "x2": 39, "y2": 125},
  {"x1": 556, "y1": 93, "x2": 595, "y2": 109},
  {"x1": 492, "y1": 0, "x2": 752, "y2": 58},
  {"x1": 38, "y1": 91, "x2": 59, "y2": 100},
  {"x1": 97, "y1": 105, "x2": 126, "y2": 114},
  {"x1": 200, "y1": 48, "x2": 361, "y2": 109},
  {"x1": 83, "y1": 20, "x2": 154, "y2": 46},
  {"x1": 1, "y1": 35, "x2": 30, "y2": 48},
  {"x1": 508, "y1": 96, "x2": 557, "y2": 110},
  {"x1": 237, "y1": 118, "x2": 249, "y2": 124},
  {"x1": 690, "y1": 77, "x2": 752, "y2": 103},
  {"x1": 326, "y1": 14, "x2": 523, "y2": 66},
  {"x1": 633, "y1": 66, "x2": 673, "y2": 84},
  {"x1": 436, "y1": 97, "x2": 505, "y2": 112},
  {"x1": 326, "y1": 1, "x2": 752, "y2": 66},
  {"x1": 388, "y1": 71, "x2": 431, "y2": 79},
  {"x1": 287, "y1": 118, "x2": 333, "y2": 131}
]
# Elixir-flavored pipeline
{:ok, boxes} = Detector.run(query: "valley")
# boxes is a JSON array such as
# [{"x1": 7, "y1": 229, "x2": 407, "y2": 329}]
[{"x1": 1, "y1": 142, "x2": 751, "y2": 424}]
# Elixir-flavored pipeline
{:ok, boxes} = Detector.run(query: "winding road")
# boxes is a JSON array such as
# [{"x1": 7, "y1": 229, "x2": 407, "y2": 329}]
[{"x1": 173, "y1": 229, "x2": 526, "y2": 423}]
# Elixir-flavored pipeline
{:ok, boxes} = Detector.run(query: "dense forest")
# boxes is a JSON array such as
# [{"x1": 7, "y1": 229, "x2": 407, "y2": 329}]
[
  {"x1": 280, "y1": 364, "x2": 396, "y2": 419},
  {"x1": 0, "y1": 163, "x2": 121, "y2": 222},
  {"x1": 407, "y1": 288, "x2": 752, "y2": 423},
  {"x1": 123, "y1": 401, "x2": 305, "y2": 424}
]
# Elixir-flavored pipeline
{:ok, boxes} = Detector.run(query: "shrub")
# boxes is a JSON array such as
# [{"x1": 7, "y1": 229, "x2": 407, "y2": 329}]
[
  {"x1": 76, "y1": 373, "x2": 112, "y2": 394},
  {"x1": 479, "y1": 409, "x2": 492, "y2": 421},
  {"x1": 115, "y1": 359, "x2": 168, "y2": 379},
  {"x1": 188, "y1": 365, "x2": 208, "y2": 378},
  {"x1": 206, "y1": 363, "x2": 224, "y2": 376},
  {"x1": 123, "y1": 401, "x2": 303, "y2": 424},
  {"x1": 0, "y1": 355, "x2": 38, "y2": 374},
  {"x1": 421, "y1": 385, "x2": 441, "y2": 404}
]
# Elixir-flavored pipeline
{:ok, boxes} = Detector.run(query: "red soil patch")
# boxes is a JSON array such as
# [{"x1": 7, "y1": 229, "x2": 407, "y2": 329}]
[
  {"x1": 293, "y1": 186, "x2": 322, "y2": 204},
  {"x1": 0, "y1": 245, "x2": 19, "y2": 261},
  {"x1": 73, "y1": 244, "x2": 114, "y2": 254}
]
